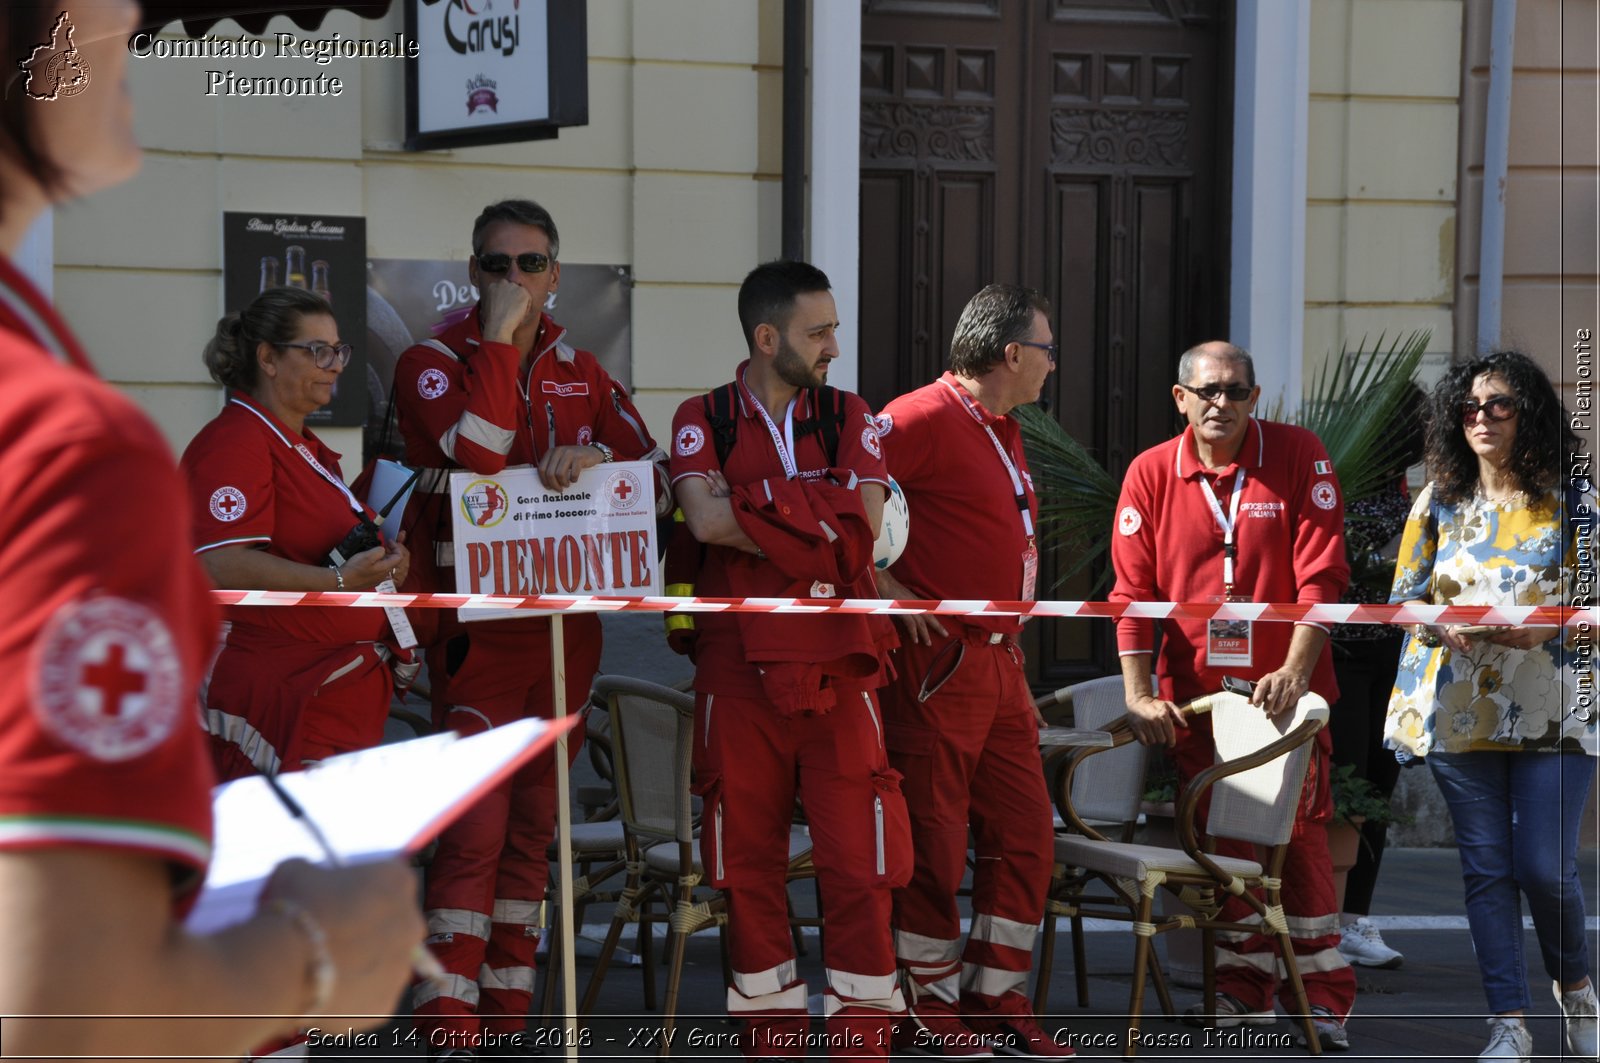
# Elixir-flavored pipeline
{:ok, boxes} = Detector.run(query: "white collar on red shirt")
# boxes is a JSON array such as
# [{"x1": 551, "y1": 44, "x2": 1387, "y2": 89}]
[
  {"x1": 226, "y1": 390, "x2": 319, "y2": 451},
  {"x1": 0, "y1": 254, "x2": 88, "y2": 367},
  {"x1": 1174, "y1": 417, "x2": 1265, "y2": 479}
]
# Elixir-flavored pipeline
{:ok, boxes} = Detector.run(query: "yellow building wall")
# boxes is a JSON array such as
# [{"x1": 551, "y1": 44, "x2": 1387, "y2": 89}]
[
  {"x1": 1455, "y1": 0, "x2": 1598, "y2": 407},
  {"x1": 1304, "y1": 0, "x2": 1463, "y2": 386},
  {"x1": 51, "y1": 0, "x2": 784, "y2": 467}
]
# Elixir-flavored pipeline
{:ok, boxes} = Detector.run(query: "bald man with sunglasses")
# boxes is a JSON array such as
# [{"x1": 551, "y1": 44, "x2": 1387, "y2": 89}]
[
  {"x1": 1109, "y1": 340, "x2": 1355, "y2": 1050},
  {"x1": 393, "y1": 198, "x2": 670, "y2": 1056}
]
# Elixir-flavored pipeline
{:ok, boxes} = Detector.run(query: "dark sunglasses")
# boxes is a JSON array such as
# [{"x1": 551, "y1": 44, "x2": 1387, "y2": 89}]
[
  {"x1": 279, "y1": 342, "x2": 352, "y2": 370},
  {"x1": 1460, "y1": 396, "x2": 1517, "y2": 425},
  {"x1": 477, "y1": 251, "x2": 552, "y2": 276},
  {"x1": 1177, "y1": 382, "x2": 1254, "y2": 403},
  {"x1": 1016, "y1": 340, "x2": 1058, "y2": 363}
]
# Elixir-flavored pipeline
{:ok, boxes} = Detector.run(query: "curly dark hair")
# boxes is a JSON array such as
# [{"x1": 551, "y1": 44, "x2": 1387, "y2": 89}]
[{"x1": 1424, "y1": 350, "x2": 1580, "y2": 504}]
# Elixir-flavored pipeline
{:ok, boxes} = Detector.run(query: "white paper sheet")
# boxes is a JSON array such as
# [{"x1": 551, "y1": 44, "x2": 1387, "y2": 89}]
[{"x1": 186, "y1": 716, "x2": 574, "y2": 933}]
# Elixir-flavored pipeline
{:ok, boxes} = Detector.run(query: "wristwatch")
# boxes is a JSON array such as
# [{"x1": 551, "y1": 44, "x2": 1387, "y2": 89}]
[
  {"x1": 1414, "y1": 624, "x2": 1442, "y2": 647},
  {"x1": 589, "y1": 441, "x2": 615, "y2": 463}
]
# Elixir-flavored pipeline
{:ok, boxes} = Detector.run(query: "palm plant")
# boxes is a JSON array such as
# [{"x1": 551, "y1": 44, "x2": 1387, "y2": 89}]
[
  {"x1": 1018, "y1": 329, "x2": 1431, "y2": 587},
  {"x1": 1267, "y1": 330, "x2": 1430, "y2": 501},
  {"x1": 1012, "y1": 401, "x2": 1120, "y2": 585}
]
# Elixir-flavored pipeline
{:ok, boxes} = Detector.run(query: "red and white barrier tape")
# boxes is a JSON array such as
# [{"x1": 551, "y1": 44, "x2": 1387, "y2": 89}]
[{"x1": 208, "y1": 590, "x2": 1597, "y2": 627}]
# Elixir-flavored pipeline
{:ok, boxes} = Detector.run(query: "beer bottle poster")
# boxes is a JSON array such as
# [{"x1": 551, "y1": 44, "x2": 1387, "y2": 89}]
[{"x1": 222, "y1": 212, "x2": 369, "y2": 427}]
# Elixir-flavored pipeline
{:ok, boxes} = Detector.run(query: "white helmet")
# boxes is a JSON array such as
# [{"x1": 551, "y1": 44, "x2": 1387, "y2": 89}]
[{"x1": 874, "y1": 476, "x2": 911, "y2": 570}]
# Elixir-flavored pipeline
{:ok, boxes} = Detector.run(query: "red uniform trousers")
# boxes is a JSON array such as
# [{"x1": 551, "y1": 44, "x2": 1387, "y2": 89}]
[
  {"x1": 209, "y1": 645, "x2": 393, "y2": 779},
  {"x1": 213, "y1": 648, "x2": 393, "y2": 1061},
  {"x1": 694, "y1": 689, "x2": 911, "y2": 1060},
  {"x1": 1171, "y1": 716, "x2": 1356, "y2": 1019},
  {"x1": 880, "y1": 633, "x2": 1055, "y2": 1018},
  {"x1": 413, "y1": 613, "x2": 599, "y2": 1047}
]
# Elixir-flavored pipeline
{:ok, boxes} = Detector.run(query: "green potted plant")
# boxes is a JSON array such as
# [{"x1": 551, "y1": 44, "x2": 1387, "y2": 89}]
[{"x1": 1326, "y1": 762, "x2": 1412, "y2": 912}]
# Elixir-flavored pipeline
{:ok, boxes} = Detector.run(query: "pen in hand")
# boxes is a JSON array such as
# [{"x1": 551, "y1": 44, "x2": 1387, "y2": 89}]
[{"x1": 264, "y1": 772, "x2": 448, "y2": 985}]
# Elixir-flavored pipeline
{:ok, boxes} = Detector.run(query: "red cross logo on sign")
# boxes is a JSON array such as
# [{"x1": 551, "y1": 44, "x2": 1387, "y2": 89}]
[
  {"x1": 31, "y1": 597, "x2": 182, "y2": 762},
  {"x1": 604, "y1": 470, "x2": 646, "y2": 513}
]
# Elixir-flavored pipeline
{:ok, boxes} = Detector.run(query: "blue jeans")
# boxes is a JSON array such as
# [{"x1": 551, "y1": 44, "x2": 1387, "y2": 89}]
[{"x1": 1429, "y1": 751, "x2": 1597, "y2": 1013}]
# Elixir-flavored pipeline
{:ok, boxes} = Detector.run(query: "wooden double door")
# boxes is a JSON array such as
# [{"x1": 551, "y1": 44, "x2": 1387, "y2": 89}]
[{"x1": 859, "y1": 0, "x2": 1233, "y2": 686}]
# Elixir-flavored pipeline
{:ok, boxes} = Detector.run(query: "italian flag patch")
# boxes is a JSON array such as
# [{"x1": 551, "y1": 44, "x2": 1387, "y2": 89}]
[{"x1": 1314, "y1": 460, "x2": 1332, "y2": 475}]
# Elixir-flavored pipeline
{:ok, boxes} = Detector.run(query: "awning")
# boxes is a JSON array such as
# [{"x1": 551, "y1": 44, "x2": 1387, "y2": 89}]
[{"x1": 139, "y1": 2, "x2": 396, "y2": 38}]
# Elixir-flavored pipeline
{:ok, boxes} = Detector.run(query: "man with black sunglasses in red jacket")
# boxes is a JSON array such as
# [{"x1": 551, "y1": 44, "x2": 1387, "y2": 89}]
[{"x1": 393, "y1": 199, "x2": 669, "y2": 1056}]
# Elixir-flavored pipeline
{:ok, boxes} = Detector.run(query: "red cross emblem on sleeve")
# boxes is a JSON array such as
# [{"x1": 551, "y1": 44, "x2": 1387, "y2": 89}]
[
  {"x1": 82, "y1": 642, "x2": 146, "y2": 718},
  {"x1": 31, "y1": 597, "x2": 183, "y2": 762},
  {"x1": 209, "y1": 485, "x2": 247, "y2": 522}
]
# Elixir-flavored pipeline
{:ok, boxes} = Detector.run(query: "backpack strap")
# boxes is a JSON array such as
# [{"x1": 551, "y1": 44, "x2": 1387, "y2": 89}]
[
  {"x1": 790, "y1": 385, "x2": 848, "y2": 466},
  {"x1": 704, "y1": 382, "x2": 739, "y2": 467}
]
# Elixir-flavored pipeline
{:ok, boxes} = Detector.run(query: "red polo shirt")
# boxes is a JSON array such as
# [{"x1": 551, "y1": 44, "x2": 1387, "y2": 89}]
[
  {"x1": 669, "y1": 363, "x2": 890, "y2": 695},
  {"x1": 1109, "y1": 418, "x2": 1349, "y2": 702},
  {"x1": 182, "y1": 393, "x2": 386, "y2": 646},
  {"x1": 0, "y1": 254, "x2": 214, "y2": 887},
  {"x1": 877, "y1": 373, "x2": 1040, "y2": 635}
]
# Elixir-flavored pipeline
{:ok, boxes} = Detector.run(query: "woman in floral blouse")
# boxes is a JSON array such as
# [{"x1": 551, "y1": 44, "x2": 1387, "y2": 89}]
[{"x1": 1385, "y1": 350, "x2": 1595, "y2": 1063}]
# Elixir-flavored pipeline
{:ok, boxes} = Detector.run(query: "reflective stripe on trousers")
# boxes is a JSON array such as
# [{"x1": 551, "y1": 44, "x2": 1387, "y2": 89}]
[{"x1": 728, "y1": 959, "x2": 806, "y2": 1013}]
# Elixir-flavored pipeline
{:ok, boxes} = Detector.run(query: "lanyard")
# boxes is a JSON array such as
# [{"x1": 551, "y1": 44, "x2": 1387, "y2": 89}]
[
  {"x1": 231, "y1": 398, "x2": 365, "y2": 518},
  {"x1": 1197, "y1": 468, "x2": 1246, "y2": 591},
  {"x1": 939, "y1": 379, "x2": 1034, "y2": 539},
  {"x1": 742, "y1": 369, "x2": 801, "y2": 481}
]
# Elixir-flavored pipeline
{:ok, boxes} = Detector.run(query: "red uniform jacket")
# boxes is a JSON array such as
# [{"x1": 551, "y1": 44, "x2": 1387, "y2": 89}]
[
  {"x1": 392, "y1": 308, "x2": 668, "y2": 641},
  {"x1": 728, "y1": 473, "x2": 894, "y2": 714}
]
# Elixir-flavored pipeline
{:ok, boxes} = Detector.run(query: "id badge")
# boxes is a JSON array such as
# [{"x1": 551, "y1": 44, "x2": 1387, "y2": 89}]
[
  {"x1": 1021, "y1": 541, "x2": 1039, "y2": 601},
  {"x1": 377, "y1": 576, "x2": 418, "y2": 649},
  {"x1": 1205, "y1": 594, "x2": 1252, "y2": 667}
]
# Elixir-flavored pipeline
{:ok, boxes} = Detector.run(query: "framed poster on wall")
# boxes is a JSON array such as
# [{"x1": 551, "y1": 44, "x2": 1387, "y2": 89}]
[
  {"x1": 222, "y1": 212, "x2": 368, "y2": 428},
  {"x1": 405, "y1": 0, "x2": 588, "y2": 151}
]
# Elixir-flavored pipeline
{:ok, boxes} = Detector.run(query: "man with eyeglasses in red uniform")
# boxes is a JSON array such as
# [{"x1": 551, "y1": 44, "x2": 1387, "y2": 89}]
[
  {"x1": 393, "y1": 199, "x2": 670, "y2": 1056},
  {"x1": 874, "y1": 283, "x2": 1073, "y2": 1059},
  {"x1": 1109, "y1": 340, "x2": 1354, "y2": 1051}
]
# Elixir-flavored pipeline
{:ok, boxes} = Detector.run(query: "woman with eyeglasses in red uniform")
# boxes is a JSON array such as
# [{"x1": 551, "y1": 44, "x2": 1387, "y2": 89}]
[{"x1": 182, "y1": 285, "x2": 414, "y2": 781}]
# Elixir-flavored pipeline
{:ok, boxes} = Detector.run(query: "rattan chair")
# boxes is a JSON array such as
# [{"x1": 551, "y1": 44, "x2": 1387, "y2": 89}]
[
  {"x1": 1033, "y1": 674, "x2": 1157, "y2": 1013},
  {"x1": 540, "y1": 691, "x2": 629, "y2": 1018},
  {"x1": 1053, "y1": 689, "x2": 1331, "y2": 1059},
  {"x1": 576, "y1": 675, "x2": 815, "y2": 1057}
]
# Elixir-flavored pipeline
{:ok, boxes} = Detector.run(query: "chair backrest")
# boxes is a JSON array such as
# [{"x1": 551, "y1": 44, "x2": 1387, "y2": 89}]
[
  {"x1": 593, "y1": 675, "x2": 695, "y2": 847},
  {"x1": 1066, "y1": 675, "x2": 1149, "y2": 829},
  {"x1": 1205, "y1": 690, "x2": 1330, "y2": 848}
]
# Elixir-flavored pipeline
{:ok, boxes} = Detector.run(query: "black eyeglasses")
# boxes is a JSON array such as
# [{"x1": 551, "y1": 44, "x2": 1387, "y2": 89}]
[
  {"x1": 476, "y1": 251, "x2": 552, "y2": 276},
  {"x1": 1016, "y1": 340, "x2": 1057, "y2": 363},
  {"x1": 1460, "y1": 396, "x2": 1517, "y2": 425},
  {"x1": 1177, "y1": 382, "x2": 1254, "y2": 403},
  {"x1": 280, "y1": 342, "x2": 353, "y2": 370}
]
